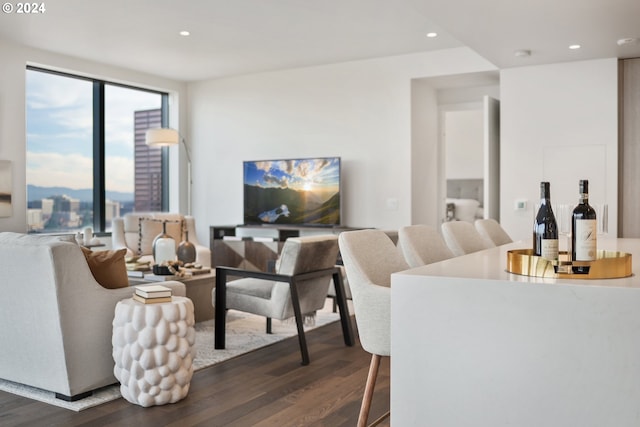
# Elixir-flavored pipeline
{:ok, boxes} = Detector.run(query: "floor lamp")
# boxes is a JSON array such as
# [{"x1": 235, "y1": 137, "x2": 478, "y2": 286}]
[{"x1": 145, "y1": 128, "x2": 192, "y2": 216}]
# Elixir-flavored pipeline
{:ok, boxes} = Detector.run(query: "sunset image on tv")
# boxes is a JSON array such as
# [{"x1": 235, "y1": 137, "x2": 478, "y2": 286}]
[{"x1": 243, "y1": 157, "x2": 341, "y2": 226}]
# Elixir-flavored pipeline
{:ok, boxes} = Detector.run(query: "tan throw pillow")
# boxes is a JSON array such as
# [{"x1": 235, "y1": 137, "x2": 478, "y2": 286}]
[{"x1": 81, "y1": 247, "x2": 129, "y2": 289}]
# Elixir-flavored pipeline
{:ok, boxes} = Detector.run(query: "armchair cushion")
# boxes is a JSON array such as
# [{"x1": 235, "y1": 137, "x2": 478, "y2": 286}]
[
  {"x1": 80, "y1": 247, "x2": 129, "y2": 289},
  {"x1": 227, "y1": 278, "x2": 274, "y2": 300}
]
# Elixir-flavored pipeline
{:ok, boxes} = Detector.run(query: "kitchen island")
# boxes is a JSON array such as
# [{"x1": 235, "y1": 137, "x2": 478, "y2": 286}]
[{"x1": 391, "y1": 238, "x2": 640, "y2": 427}]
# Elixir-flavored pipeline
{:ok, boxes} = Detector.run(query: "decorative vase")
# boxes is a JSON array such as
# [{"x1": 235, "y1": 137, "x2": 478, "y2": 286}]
[
  {"x1": 83, "y1": 227, "x2": 93, "y2": 245},
  {"x1": 152, "y1": 221, "x2": 176, "y2": 266},
  {"x1": 177, "y1": 230, "x2": 196, "y2": 264}
]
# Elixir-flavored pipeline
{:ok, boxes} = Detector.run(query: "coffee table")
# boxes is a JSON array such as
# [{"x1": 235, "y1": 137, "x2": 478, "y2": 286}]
[
  {"x1": 180, "y1": 272, "x2": 215, "y2": 322},
  {"x1": 129, "y1": 271, "x2": 215, "y2": 322}
]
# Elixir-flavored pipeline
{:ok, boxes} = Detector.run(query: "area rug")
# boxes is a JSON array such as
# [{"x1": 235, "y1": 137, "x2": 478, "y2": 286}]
[{"x1": 0, "y1": 306, "x2": 341, "y2": 412}]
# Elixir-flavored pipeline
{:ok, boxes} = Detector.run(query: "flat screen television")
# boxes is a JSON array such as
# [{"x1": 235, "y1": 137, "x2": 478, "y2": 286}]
[{"x1": 243, "y1": 157, "x2": 341, "y2": 227}]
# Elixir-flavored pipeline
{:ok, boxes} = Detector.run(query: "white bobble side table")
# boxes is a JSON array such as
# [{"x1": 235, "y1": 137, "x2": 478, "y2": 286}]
[{"x1": 112, "y1": 296, "x2": 196, "y2": 407}]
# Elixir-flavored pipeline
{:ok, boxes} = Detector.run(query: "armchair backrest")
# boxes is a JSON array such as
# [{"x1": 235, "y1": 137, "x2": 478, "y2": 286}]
[
  {"x1": 339, "y1": 230, "x2": 408, "y2": 288},
  {"x1": 475, "y1": 218, "x2": 513, "y2": 246},
  {"x1": 276, "y1": 235, "x2": 339, "y2": 275},
  {"x1": 398, "y1": 224, "x2": 454, "y2": 268},
  {"x1": 0, "y1": 233, "x2": 79, "y2": 395},
  {"x1": 338, "y1": 229, "x2": 408, "y2": 356},
  {"x1": 441, "y1": 220, "x2": 494, "y2": 256},
  {"x1": 272, "y1": 235, "x2": 340, "y2": 317}
]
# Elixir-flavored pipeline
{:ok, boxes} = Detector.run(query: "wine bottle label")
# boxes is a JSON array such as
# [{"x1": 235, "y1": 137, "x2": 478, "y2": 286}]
[
  {"x1": 541, "y1": 239, "x2": 559, "y2": 261},
  {"x1": 574, "y1": 219, "x2": 597, "y2": 260}
]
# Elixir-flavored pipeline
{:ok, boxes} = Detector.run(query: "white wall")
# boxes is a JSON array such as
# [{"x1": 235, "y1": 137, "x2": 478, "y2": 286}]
[
  {"x1": 410, "y1": 79, "x2": 439, "y2": 226},
  {"x1": 412, "y1": 77, "x2": 499, "y2": 226},
  {"x1": 445, "y1": 109, "x2": 484, "y2": 179},
  {"x1": 500, "y1": 58, "x2": 619, "y2": 241},
  {"x1": 188, "y1": 48, "x2": 497, "y2": 237},
  {"x1": 1, "y1": 38, "x2": 619, "y2": 247},
  {"x1": 0, "y1": 39, "x2": 188, "y2": 233}
]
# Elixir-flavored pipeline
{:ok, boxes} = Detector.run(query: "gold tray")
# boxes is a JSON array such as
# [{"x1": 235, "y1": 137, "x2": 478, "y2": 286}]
[{"x1": 507, "y1": 249, "x2": 632, "y2": 279}]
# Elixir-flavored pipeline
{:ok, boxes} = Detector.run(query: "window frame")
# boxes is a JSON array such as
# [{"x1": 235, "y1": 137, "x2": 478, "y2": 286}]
[{"x1": 26, "y1": 66, "x2": 170, "y2": 234}]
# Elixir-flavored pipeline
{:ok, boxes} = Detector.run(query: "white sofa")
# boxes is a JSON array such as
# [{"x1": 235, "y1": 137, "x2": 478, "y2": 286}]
[
  {"x1": 0, "y1": 232, "x2": 186, "y2": 401},
  {"x1": 111, "y1": 212, "x2": 211, "y2": 267}
]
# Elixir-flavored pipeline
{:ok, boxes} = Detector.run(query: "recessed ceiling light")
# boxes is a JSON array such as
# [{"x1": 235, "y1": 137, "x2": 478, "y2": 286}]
[
  {"x1": 617, "y1": 37, "x2": 639, "y2": 46},
  {"x1": 426, "y1": 32, "x2": 438, "y2": 38},
  {"x1": 514, "y1": 49, "x2": 531, "y2": 57},
  {"x1": 569, "y1": 44, "x2": 581, "y2": 50},
  {"x1": 179, "y1": 30, "x2": 190, "y2": 36}
]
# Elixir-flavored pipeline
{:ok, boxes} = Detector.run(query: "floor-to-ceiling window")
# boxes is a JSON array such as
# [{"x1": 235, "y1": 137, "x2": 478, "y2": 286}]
[{"x1": 26, "y1": 67, "x2": 169, "y2": 234}]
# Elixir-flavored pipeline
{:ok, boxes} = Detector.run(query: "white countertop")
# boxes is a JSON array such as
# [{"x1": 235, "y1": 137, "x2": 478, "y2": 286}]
[{"x1": 395, "y1": 237, "x2": 640, "y2": 288}]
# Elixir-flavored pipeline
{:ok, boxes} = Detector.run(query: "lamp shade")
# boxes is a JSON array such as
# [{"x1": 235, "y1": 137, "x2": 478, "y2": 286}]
[{"x1": 145, "y1": 128, "x2": 179, "y2": 147}]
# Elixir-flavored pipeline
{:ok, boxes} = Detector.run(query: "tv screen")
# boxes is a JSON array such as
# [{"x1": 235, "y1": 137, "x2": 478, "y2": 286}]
[{"x1": 243, "y1": 157, "x2": 341, "y2": 227}]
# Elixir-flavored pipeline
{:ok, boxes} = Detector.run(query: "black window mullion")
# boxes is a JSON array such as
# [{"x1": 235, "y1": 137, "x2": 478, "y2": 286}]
[{"x1": 93, "y1": 82, "x2": 106, "y2": 233}]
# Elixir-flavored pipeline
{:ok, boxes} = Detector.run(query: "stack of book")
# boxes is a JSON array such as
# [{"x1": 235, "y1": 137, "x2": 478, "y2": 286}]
[{"x1": 132, "y1": 284, "x2": 172, "y2": 304}]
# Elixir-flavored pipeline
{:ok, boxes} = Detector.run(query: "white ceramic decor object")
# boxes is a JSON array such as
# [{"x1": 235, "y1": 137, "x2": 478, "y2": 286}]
[{"x1": 83, "y1": 227, "x2": 93, "y2": 245}]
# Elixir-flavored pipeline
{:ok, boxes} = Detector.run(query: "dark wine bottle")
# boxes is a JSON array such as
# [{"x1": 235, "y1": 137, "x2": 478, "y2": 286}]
[
  {"x1": 571, "y1": 179, "x2": 597, "y2": 273},
  {"x1": 533, "y1": 182, "x2": 558, "y2": 261}
]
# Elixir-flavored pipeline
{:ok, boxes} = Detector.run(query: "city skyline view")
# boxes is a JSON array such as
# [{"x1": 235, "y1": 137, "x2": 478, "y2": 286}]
[
  {"x1": 25, "y1": 69, "x2": 165, "y2": 232},
  {"x1": 26, "y1": 69, "x2": 162, "y2": 196}
]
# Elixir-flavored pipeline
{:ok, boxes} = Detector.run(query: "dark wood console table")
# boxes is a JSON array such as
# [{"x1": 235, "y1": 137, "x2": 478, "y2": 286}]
[{"x1": 209, "y1": 225, "x2": 362, "y2": 272}]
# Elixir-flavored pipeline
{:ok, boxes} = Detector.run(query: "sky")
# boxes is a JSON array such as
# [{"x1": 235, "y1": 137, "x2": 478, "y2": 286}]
[{"x1": 26, "y1": 69, "x2": 162, "y2": 195}]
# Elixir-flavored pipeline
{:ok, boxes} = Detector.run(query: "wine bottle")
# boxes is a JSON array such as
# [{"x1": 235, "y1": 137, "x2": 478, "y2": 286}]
[
  {"x1": 571, "y1": 179, "x2": 597, "y2": 273},
  {"x1": 533, "y1": 182, "x2": 558, "y2": 261}
]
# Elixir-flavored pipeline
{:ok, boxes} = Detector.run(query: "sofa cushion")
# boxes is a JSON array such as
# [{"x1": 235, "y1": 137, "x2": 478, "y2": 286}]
[{"x1": 81, "y1": 247, "x2": 129, "y2": 289}]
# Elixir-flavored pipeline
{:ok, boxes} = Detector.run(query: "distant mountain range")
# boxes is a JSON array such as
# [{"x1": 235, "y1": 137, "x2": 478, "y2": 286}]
[
  {"x1": 27, "y1": 185, "x2": 133, "y2": 203},
  {"x1": 244, "y1": 184, "x2": 340, "y2": 225}
]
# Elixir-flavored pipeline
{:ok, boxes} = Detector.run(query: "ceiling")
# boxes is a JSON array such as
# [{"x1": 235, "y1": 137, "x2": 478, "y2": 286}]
[{"x1": 0, "y1": 0, "x2": 638, "y2": 82}]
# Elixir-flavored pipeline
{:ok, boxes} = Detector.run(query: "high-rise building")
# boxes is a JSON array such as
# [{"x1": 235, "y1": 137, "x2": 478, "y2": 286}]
[
  {"x1": 134, "y1": 109, "x2": 163, "y2": 212},
  {"x1": 41, "y1": 198, "x2": 54, "y2": 216},
  {"x1": 45, "y1": 194, "x2": 81, "y2": 230},
  {"x1": 27, "y1": 209, "x2": 44, "y2": 231}
]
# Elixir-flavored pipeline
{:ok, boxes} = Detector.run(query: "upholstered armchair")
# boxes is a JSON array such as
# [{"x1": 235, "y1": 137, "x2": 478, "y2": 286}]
[
  {"x1": 111, "y1": 212, "x2": 211, "y2": 267},
  {"x1": 398, "y1": 224, "x2": 454, "y2": 268},
  {"x1": 339, "y1": 229, "x2": 409, "y2": 426},
  {"x1": 214, "y1": 235, "x2": 354, "y2": 365},
  {"x1": 0, "y1": 232, "x2": 186, "y2": 401},
  {"x1": 327, "y1": 229, "x2": 397, "y2": 312},
  {"x1": 441, "y1": 220, "x2": 495, "y2": 256},
  {"x1": 475, "y1": 218, "x2": 513, "y2": 246}
]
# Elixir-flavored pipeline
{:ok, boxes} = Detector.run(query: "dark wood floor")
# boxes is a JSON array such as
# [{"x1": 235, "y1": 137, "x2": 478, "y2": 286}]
[{"x1": 0, "y1": 318, "x2": 390, "y2": 427}]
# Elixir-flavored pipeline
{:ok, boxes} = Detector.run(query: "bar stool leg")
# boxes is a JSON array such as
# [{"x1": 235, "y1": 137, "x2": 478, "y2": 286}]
[{"x1": 358, "y1": 353, "x2": 383, "y2": 427}]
